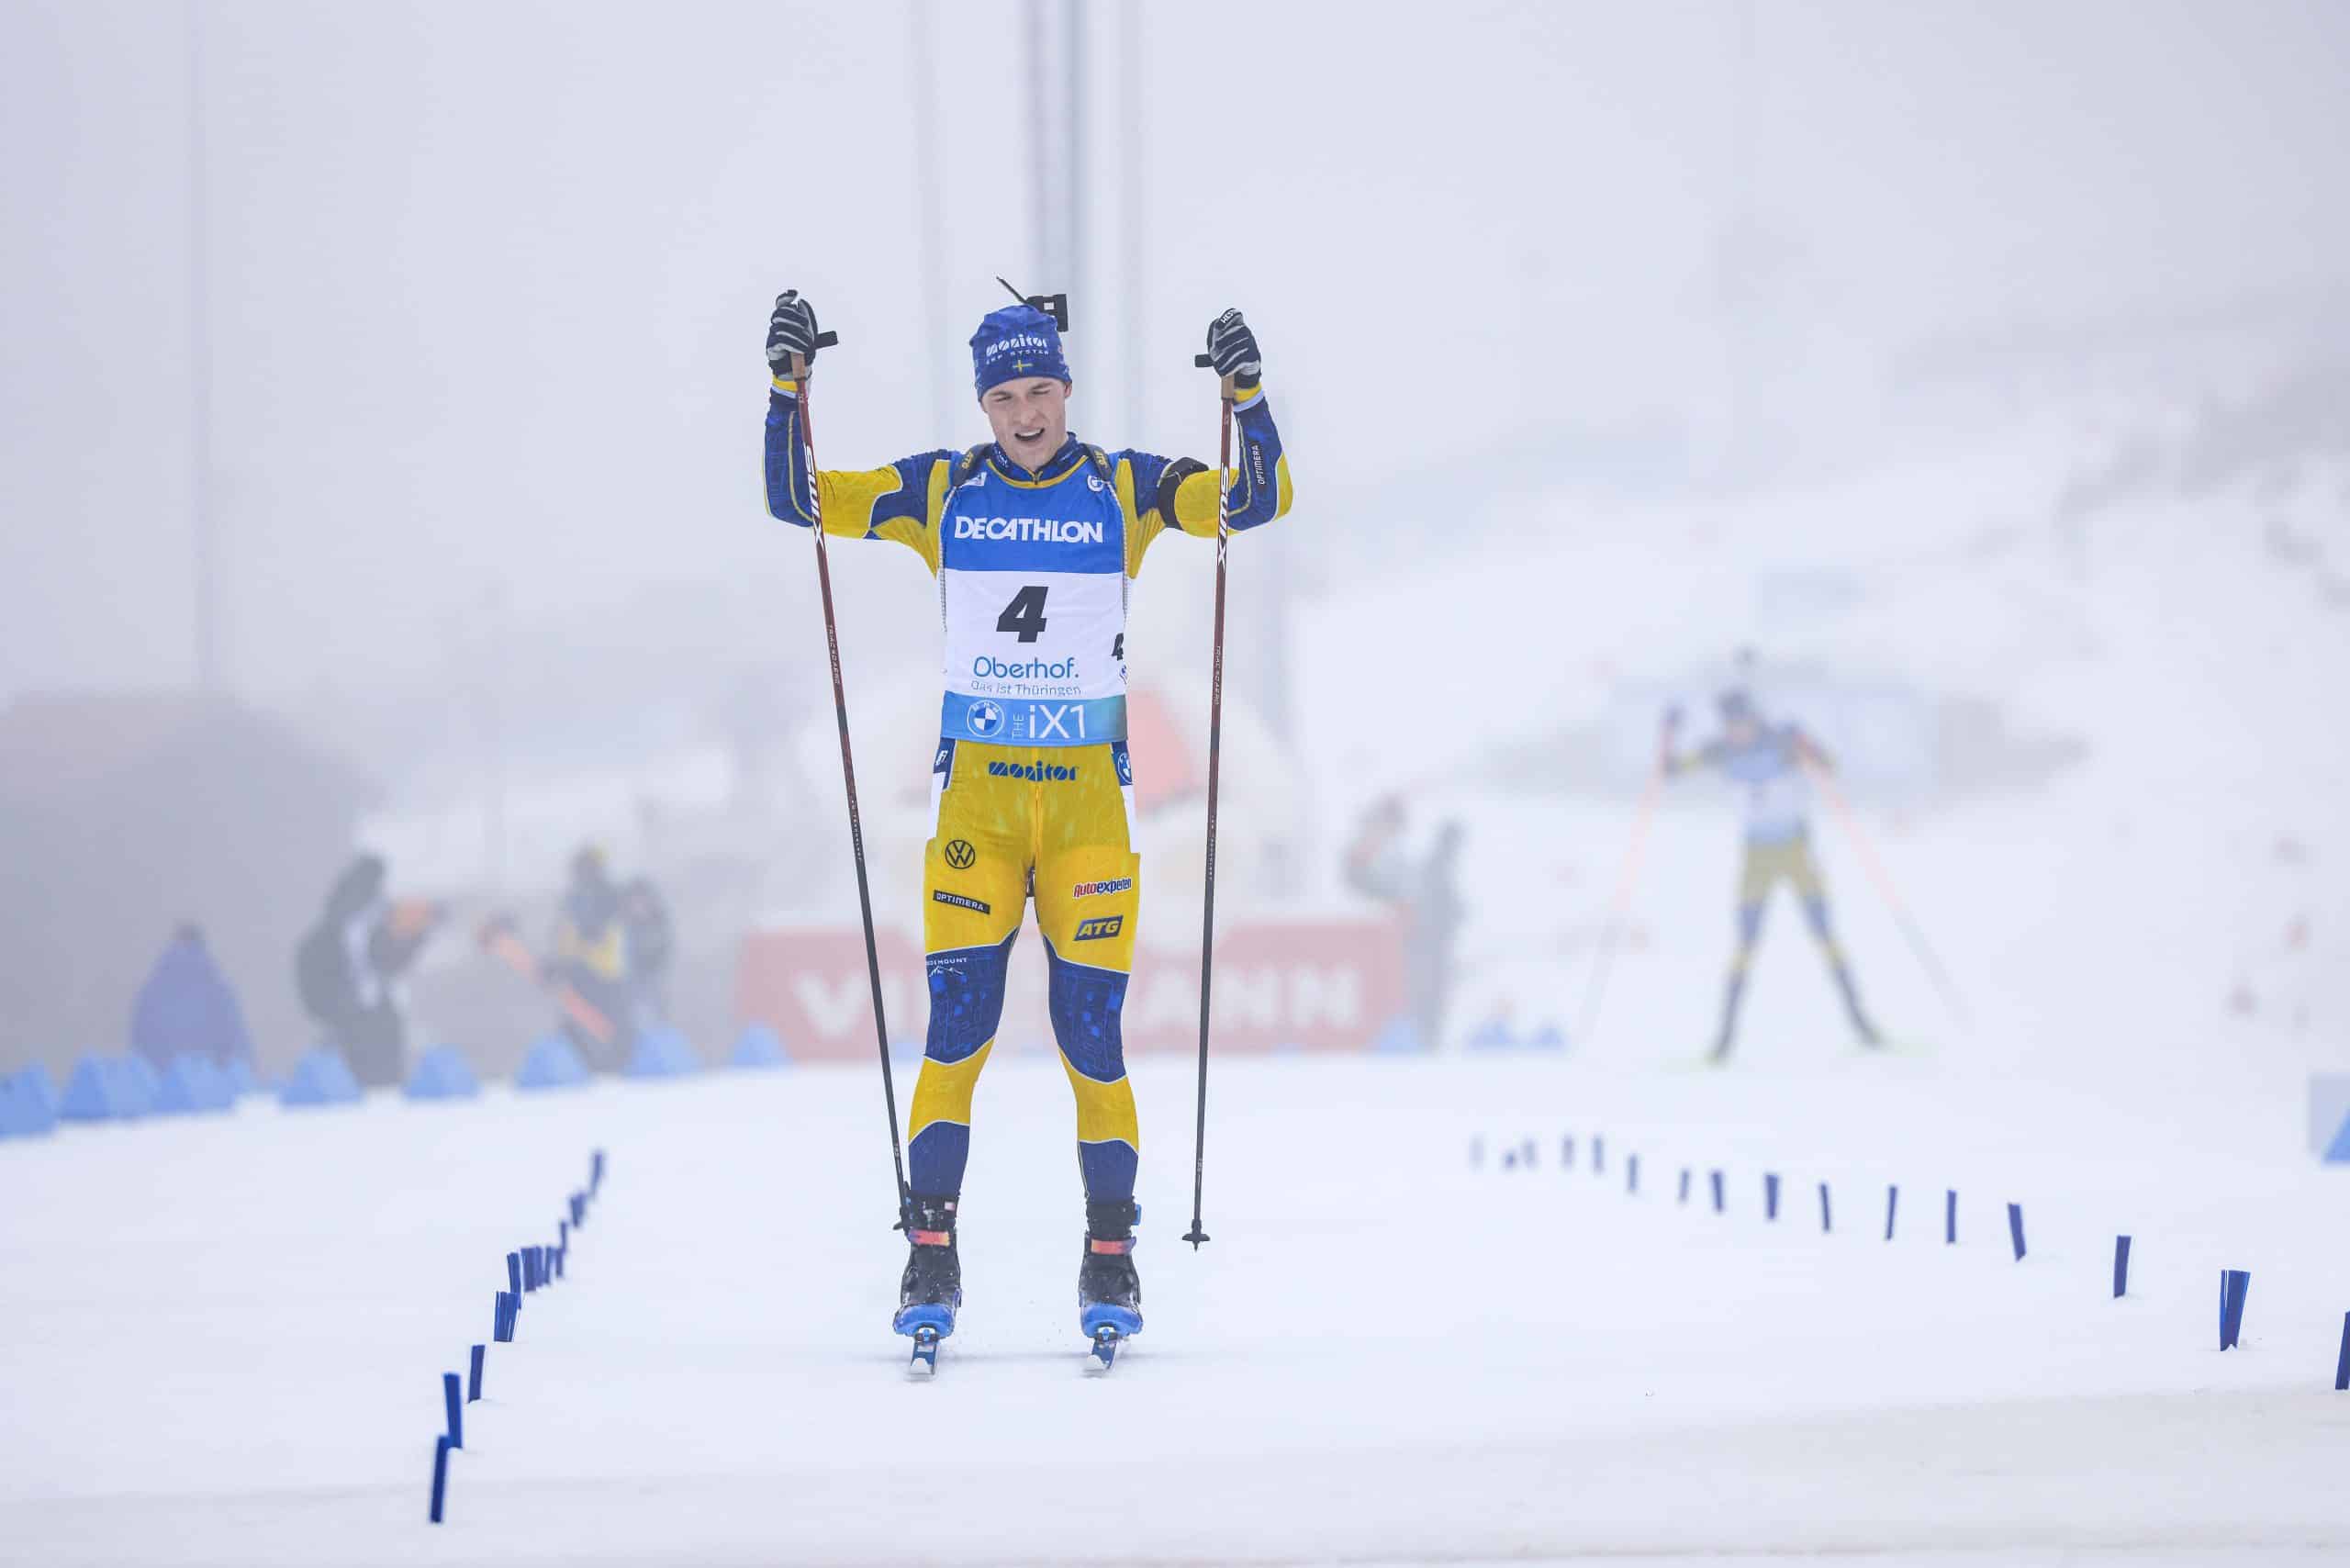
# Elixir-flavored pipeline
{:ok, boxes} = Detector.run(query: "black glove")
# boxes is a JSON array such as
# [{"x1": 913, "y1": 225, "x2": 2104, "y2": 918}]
[
  {"x1": 766, "y1": 290, "x2": 822, "y2": 379},
  {"x1": 1203, "y1": 308, "x2": 1262, "y2": 391}
]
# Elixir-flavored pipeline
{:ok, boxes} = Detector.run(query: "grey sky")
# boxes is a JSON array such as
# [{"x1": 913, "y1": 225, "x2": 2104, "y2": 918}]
[{"x1": 3, "y1": 0, "x2": 2344, "y2": 705}]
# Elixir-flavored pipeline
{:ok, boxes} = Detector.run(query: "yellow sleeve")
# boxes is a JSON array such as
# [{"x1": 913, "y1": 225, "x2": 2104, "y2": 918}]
[{"x1": 811, "y1": 458, "x2": 951, "y2": 575}]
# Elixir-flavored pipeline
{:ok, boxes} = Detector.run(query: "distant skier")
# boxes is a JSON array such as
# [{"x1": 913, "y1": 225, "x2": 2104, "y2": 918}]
[
  {"x1": 1661, "y1": 689, "x2": 1880, "y2": 1061},
  {"x1": 764, "y1": 287, "x2": 1293, "y2": 1357}
]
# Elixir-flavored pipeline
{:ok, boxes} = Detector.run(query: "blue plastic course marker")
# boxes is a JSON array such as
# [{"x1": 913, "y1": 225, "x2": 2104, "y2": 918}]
[
  {"x1": 2221, "y1": 1270, "x2": 2251, "y2": 1350},
  {"x1": 2008, "y1": 1203, "x2": 2026, "y2": 1260},
  {"x1": 1594, "y1": 1137, "x2": 1605, "y2": 1175},
  {"x1": 1627, "y1": 1153, "x2": 1639, "y2": 1194},
  {"x1": 442, "y1": 1372, "x2": 463, "y2": 1449},
  {"x1": 492, "y1": 1292, "x2": 511, "y2": 1343},
  {"x1": 429, "y1": 1435, "x2": 451, "y2": 1524},
  {"x1": 2114, "y1": 1235, "x2": 2132, "y2": 1298},
  {"x1": 591, "y1": 1148, "x2": 606, "y2": 1191},
  {"x1": 1709, "y1": 1170, "x2": 1725, "y2": 1213},
  {"x1": 1945, "y1": 1190, "x2": 1957, "y2": 1245},
  {"x1": 2334, "y1": 1313, "x2": 2348, "y2": 1391},
  {"x1": 1677, "y1": 1168, "x2": 1690, "y2": 1204},
  {"x1": 1561, "y1": 1135, "x2": 1573, "y2": 1170},
  {"x1": 1885, "y1": 1185, "x2": 1898, "y2": 1241},
  {"x1": 1764, "y1": 1173, "x2": 1780, "y2": 1221},
  {"x1": 468, "y1": 1344, "x2": 484, "y2": 1402},
  {"x1": 1818, "y1": 1182, "x2": 1832, "y2": 1233},
  {"x1": 507, "y1": 1251, "x2": 522, "y2": 1298}
]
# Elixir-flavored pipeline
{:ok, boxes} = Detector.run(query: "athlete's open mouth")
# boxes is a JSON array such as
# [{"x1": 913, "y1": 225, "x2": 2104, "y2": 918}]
[{"x1": 1013, "y1": 426, "x2": 1045, "y2": 442}]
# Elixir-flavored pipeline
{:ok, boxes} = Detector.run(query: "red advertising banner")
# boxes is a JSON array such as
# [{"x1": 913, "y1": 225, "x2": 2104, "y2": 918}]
[{"x1": 734, "y1": 915, "x2": 1406, "y2": 1060}]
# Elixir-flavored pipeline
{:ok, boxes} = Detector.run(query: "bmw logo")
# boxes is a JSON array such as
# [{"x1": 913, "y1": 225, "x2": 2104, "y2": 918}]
[{"x1": 969, "y1": 700, "x2": 1004, "y2": 737}]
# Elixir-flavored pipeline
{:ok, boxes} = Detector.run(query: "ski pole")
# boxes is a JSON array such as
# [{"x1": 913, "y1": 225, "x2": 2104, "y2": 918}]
[
  {"x1": 1181, "y1": 350, "x2": 1237, "y2": 1249},
  {"x1": 1803, "y1": 758, "x2": 1972, "y2": 1029},
  {"x1": 790, "y1": 340, "x2": 913, "y2": 1233},
  {"x1": 1575, "y1": 763, "x2": 1664, "y2": 1047}
]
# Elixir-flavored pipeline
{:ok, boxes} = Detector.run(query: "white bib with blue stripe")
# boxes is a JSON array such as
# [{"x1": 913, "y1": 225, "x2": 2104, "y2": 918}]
[{"x1": 936, "y1": 453, "x2": 1129, "y2": 747}]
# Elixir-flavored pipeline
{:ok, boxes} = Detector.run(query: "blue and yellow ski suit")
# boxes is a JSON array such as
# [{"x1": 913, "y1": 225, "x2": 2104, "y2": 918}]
[{"x1": 766, "y1": 377, "x2": 1292, "y2": 1207}]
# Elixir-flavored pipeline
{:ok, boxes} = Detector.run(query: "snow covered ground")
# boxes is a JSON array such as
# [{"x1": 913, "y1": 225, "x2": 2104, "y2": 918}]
[{"x1": 5, "y1": 1047, "x2": 2346, "y2": 1566}]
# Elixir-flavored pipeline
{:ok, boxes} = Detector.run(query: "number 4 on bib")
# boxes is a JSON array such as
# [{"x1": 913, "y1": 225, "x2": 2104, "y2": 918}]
[{"x1": 997, "y1": 585, "x2": 1049, "y2": 644}]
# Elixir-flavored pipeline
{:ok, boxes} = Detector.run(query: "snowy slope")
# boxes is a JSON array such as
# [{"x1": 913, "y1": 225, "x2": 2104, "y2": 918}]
[{"x1": 3, "y1": 1054, "x2": 2347, "y2": 1566}]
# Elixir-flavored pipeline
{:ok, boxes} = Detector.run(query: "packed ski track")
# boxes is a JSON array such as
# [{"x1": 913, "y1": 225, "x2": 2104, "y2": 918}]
[{"x1": 3, "y1": 1045, "x2": 2346, "y2": 1566}]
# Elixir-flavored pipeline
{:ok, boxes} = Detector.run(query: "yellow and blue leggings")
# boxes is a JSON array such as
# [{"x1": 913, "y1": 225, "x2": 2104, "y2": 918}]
[{"x1": 906, "y1": 739, "x2": 1142, "y2": 1206}]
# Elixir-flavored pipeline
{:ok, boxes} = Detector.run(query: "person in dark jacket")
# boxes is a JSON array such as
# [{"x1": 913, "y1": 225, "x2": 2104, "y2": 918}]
[
  {"x1": 130, "y1": 924, "x2": 255, "y2": 1072},
  {"x1": 620, "y1": 875, "x2": 675, "y2": 1035},
  {"x1": 1344, "y1": 797, "x2": 1466, "y2": 1051},
  {"x1": 295, "y1": 855, "x2": 439, "y2": 1088}
]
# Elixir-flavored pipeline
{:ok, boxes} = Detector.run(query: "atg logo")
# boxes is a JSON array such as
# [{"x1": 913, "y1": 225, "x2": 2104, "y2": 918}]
[
  {"x1": 1073, "y1": 915, "x2": 1123, "y2": 942},
  {"x1": 952, "y1": 516, "x2": 1104, "y2": 544},
  {"x1": 1072, "y1": 877, "x2": 1134, "y2": 900},
  {"x1": 987, "y1": 761, "x2": 1080, "y2": 781}
]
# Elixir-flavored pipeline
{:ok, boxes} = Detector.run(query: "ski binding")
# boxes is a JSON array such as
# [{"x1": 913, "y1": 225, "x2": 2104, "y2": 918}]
[
  {"x1": 1080, "y1": 1304, "x2": 1142, "y2": 1370},
  {"x1": 894, "y1": 1303, "x2": 955, "y2": 1372}
]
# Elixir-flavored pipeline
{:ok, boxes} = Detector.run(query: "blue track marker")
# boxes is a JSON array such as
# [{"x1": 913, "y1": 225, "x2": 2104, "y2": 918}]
[
  {"x1": 429, "y1": 1435, "x2": 451, "y2": 1524},
  {"x1": 442, "y1": 1372, "x2": 463, "y2": 1449},
  {"x1": 507, "y1": 1251, "x2": 522, "y2": 1297},
  {"x1": 591, "y1": 1148, "x2": 606, "y2": 1191},
  {"x1": 1764, "y1": 1173, "x2": 1780, "y2": 1221},
  {"x1": 1470, "y1": 1137, "x2": 1483, "y2": 1168},
  {"x1": 1709, "y1": 1170, "x2": 1725, "y2": 1213},
  {"x1": 570, "y1": 1192, "x2": 585, "y2": 1227},
  {"x1": 2334, "y1": 1313, "x2": 2348, "y2": 1391},
  {"x1": 1627, "y1": 1154, "x2": 1639, "y2": 1194},
  {"x1": 1561, "y1": 1135, "x2": 1572, "y2": 1170},
  {"x1": 1594, "y1": 1137, "x2": 1605, "y2": 1175},
  {"x1": 2007, "y1": 1203, "x2": 2026, "y2": 1260},
  {"x1": 2113, "y1": 1236, "x2": 2132, "y2": 1298},
  {"x1": 1524, "y1": 1137, "x2": 1538, "y2": 1169},
  {"x1": 1677, "y1": 1168, "x2": 1690, "y2": 1204},
  {"x1": 467, "y1": 1344, "x2": 484, "y2": 1403},
  {"x1": 2221, "y1": 1270, "x2": 2251, "y2": 1350},
  {"x1": 559, "y1": 1219, "x2": 569, "y2": 1250},
  {"x1": 493, "y1": 1291, "x2": 512, "y2": 1343},
  {"x1": 1945, "y1": 1190, "x2": 1957, "y2": 1245},
  {"x1": 1884, "y1": 1185, "x2": 1898, "y2": 1241},
  {"x1": 1818, "y1": 1182, "x2": 1832, "y2": 1233}
]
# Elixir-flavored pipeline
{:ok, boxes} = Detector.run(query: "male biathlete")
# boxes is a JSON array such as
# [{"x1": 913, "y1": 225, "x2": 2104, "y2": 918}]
[
  {"x1": 763, "y1": 290, "x2": 1292, "y2": 1351},
  {"x1": 1661, "y1": 689, "x2": 1881, "y2": 1062}
]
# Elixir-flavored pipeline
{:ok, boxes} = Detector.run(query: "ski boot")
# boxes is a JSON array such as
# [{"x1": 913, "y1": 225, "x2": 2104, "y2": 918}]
[
  {"x1": 893, "y1": 1193, "x2": 960, "y2": 1370},
  {"x1": 1078, "y1": 1197, "x2": 1143, "y2": 1368}
]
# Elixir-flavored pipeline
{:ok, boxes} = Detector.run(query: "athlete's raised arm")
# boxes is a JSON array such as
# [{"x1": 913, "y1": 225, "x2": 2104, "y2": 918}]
[
  {"x1": 1121, "y1": 309, "x2": 1294, "y2": 577},
  {"x1": 763, "y1": 289, "x2": 956, "y2": 572}
]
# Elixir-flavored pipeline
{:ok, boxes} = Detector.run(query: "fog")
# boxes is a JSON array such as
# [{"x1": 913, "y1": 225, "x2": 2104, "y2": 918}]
[{"x1": 3, "y1": 0, "x2": 2347, "y2": 1075}]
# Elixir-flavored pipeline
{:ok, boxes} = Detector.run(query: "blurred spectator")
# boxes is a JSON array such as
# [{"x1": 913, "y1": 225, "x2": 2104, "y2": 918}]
[
  {"x1": 621, "y1": 874, "x2": 675, "y2": 1034},
  {"x1": 551, "y1": 846, "x2": 633, "y2": 1070},
  {"x1": 1344, "y1": 797, "x2": 1465, "y2": 1050},
  {"x1": 295, "y1": 854, "x2": 441, "y2": 1088},
  {"x1": 129, "y1": 924, "x2": 254, "y2": 1072}
]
